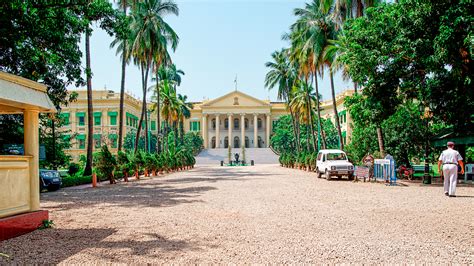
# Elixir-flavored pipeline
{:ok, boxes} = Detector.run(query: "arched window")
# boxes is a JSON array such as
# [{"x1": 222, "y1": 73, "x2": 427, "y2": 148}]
[
  {"x1": 233, "y1": 118, "x2": 239, "y2": 130},
  {"x1": 224, "y1": 136, "x2": 229, "y2": 148},
  {"x1": 258, "y1": 136, "x2": 263, "y2": 148},
  {"x1": 245, "y1": 136, "x2": 250, "y2": 148},
  {"x1": 234, "y1": 136, "x2": 240, "y2": 148},
  {"x1": 211, "y1": 136, "x2": 216, "y2": 149},
  {"x1": 212, "y1": 118, "x2": 216, "y2": 130},
  {"x1": 257, "y1": 118, "x2": 263, "y2": 129},
  {"x1": 244, "y1": 118, "x2": 249, "y2": 129}
]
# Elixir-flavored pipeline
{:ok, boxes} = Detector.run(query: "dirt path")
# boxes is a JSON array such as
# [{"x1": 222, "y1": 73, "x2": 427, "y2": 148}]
[{"x1": 1, "y1": 165, "x2": 473, "y2": 264}]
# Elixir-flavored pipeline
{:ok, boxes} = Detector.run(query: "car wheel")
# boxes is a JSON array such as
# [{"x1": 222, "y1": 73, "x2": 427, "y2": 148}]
[
  {"x1": 47, "y1": 185, "x2": 60, "y2": 192},
  {"x1": 325, "y1": 169, "x2": 331, "y2": 180},
  {"x1": 337, "y1": 175, "x2": 342, "y2": 179},
  {"x1": 316, "y1": 168, "x2": 321, "y2": 178}
]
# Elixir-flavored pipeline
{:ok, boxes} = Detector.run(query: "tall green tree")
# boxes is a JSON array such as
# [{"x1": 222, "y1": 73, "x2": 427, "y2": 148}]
[
  {"x1": 81, "y1": 0, "x2": 117, "y2": 175},
  {"x1": 129, "y1": 0, "x2": 179, "y2": 153}
]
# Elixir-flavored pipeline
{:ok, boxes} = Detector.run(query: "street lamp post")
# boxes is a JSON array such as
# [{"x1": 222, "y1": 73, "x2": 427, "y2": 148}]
[{"x1": 419, "y1": 105, "x2": 431, "y2": 184}]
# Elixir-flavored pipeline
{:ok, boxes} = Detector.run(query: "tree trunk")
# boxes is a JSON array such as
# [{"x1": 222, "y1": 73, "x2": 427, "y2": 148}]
[
  {"x1": 288, "y1": 104, "x2": 300, "y2": 152},
  {"x1": 313, "y1": 72, "x2": 326, "y2": 150},
  {"x1": 376, "y1": 126, "x2": 385, "y2": 157},
  {"x1": 330, "y1": 70, "x2": 344, "y2": 150},
  {"x1": 84, "y1": 30, "x2": 94, "y2": 176},
  {"x1": 118, "y1": 45, "x2": 126, "y2": 152},
  {"x1": 143, "y1": 60, "x2": 150, "y2": 153},
  {"x1": 155, "y1": 71, "x2": 161, "y2": 153},
  {"x1": 353, "y1": 82, "x2": 357, "y2": 95},
  {"x1": 51, "y1": 118, "x2": 56, "y2": 170},
  {"x1": 305, "y1": 88, "x2": 317, "y2": 152},
  {"x1": 356, "y1": 0, "x2": 363, "y2": 17}
]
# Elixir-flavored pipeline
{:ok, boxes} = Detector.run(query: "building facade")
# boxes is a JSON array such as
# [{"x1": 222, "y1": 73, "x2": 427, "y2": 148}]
[{"x1": 61, "y1": 89, "x2": 354, "y2": 159}]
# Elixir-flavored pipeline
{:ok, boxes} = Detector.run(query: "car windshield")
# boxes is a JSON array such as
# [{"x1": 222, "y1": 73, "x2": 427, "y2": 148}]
[{"x1": 326, "y1": 153, "x2": 347, "y2": 160}]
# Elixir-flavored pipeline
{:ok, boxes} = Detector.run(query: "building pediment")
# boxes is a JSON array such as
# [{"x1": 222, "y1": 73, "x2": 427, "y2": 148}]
[{"x1": 202, "y1": 90, "x2": 270, "y2": 108}]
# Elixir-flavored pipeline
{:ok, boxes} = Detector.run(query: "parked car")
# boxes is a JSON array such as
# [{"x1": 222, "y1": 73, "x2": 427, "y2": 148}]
[
  {"x1": 315, "y1": 149, "x2": 354, "y2": 180},
  {"x1": 40, "y1": 169, "x2": 62, "y2": 191}
]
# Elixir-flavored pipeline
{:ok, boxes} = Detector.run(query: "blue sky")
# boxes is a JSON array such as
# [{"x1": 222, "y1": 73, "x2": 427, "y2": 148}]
[{"x1": 78, "y1": 0, "x2": 351, "y2": 102}]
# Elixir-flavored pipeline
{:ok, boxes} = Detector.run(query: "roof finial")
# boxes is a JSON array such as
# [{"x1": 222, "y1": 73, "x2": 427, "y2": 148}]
[{"x1": 234, "y1": 74, "x2": 238, "y2": 91}]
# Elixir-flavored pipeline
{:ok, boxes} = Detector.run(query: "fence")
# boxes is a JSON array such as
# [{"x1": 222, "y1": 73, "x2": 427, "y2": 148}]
[{"x1": 374, "y1": 157, "x2": 397, "y2": 185}]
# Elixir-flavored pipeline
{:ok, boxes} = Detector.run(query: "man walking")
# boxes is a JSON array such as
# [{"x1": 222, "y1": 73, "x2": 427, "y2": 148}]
[{"x1": 438, "y1": 142, "x2": 464, "y2": 197}]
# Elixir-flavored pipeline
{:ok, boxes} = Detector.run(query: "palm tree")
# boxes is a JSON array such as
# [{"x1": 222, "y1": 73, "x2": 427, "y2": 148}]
[
  {"x1": 264, "y1": 49, "x2": 301, "y2": 152},
  {"x1": 84, "y1": 27, "x2": 94, "y2": 176},
  {"x1": 129, "y1": 0, "x2": 179, "y2": 153},
  {"x1": 289, "y1": 81, "x2": 318, "y2": 152},
  {"x1": 110, "y1": 2, "x2": 132, "y2": 152},
  {"x1": 177, "y1": 93, "x2": 192, "y2": 144}
]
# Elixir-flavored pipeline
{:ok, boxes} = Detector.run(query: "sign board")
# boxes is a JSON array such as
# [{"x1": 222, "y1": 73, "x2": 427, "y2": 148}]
[
  {"x1": 375, "y1": 159, "x2": 390, "y2": 165},
  {"x1": 355, "y1": 166, "x2": 369, "y2": 178},
  {"x1": 3, "y1": 144, "x2": 24, "y2": 155}
]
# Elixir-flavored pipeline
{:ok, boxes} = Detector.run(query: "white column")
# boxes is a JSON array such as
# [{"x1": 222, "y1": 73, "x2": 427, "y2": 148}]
[
  {"x1": 215, "y1": 114, "x2": 220, "y2": 148},
  {"x1": 253, "y1": 114, "x2": 258, "y2": 148},
  {"x1": 202, "y1": 114, "x2": 208, "y2": 149},
  {"x1": 228, "y1": 113, "x2": 233, "y2": 148},
  {"x1": 24, "y1": 110, "x2": 40, "y2": 211},
  {"x1": 266, "y1": 113, "x2": 271, "y2": 148},
  {"x1": 241, "y1": 114, "x2": 245, "y2": 148}
]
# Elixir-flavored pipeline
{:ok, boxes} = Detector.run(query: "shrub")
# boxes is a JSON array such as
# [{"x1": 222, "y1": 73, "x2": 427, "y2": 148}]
[
  {"x1": 95, "y1": 145, "x2": 117, "y2": 184},
  {"x1": 68, "y1": 162, "x2": 80, "y2": 175}
]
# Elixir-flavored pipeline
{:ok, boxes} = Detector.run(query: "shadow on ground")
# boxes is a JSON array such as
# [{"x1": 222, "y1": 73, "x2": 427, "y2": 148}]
[{"x1": 0, "y1": 228, "x2": 201, "y2": 264}]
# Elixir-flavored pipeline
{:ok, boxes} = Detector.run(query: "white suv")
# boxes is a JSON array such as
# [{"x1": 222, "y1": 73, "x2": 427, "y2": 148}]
[{"x1": 315, "y1": 149, "x2": 354, "y2": 180}]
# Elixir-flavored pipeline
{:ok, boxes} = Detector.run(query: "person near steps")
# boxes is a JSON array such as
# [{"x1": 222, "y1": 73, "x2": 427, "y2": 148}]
[{"x1": 438, "y1": 142, "x2": 464, "y2": 197}]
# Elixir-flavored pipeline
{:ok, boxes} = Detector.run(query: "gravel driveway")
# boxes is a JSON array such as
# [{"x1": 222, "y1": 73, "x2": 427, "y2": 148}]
[{"x1": 1, "y1": 165, "x2": 473, "y2": 264}]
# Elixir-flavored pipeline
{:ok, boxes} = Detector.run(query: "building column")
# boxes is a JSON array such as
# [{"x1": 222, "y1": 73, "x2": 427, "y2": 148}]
[
  {"x1": 202, "y1": 114, "x2": 208, "y2": 149},
  {"x1": 228, "y1": 113, "x2": 233, "y2": 148},
  {"x1": 266, "y1": 113, "x2": 271, "y2": 148},
  {"x1": 215, "y1": 114, "x2": 220, "y2": 148},
  {"x1": 24, "y1": 110, "x2": 40, "y2": 211},
  {"x1": 253, "y1": 114, "x2": 258, "y2": 148},
  {"x1": 241, "y1": 114, "x2": 245, "y2": 148}
]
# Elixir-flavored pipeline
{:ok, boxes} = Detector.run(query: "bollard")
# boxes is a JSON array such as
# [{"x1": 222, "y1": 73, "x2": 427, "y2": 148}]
[
  {"x1": 220, "y1": 161, "x2": 224, "y2": 166},
  {"x1": 92, "y1": 173, "x2": 97, "y2": 188}
]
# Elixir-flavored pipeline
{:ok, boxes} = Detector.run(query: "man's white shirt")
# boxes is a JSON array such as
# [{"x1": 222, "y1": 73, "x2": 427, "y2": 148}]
[{"x1": 439, "y1": 148, "x2": 463, "y2": 164}]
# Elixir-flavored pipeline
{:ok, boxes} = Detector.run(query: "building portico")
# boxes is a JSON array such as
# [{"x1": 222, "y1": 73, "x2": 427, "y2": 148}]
[{"x1": 185, "y1": 90, "x2": 284, "y2": 149}]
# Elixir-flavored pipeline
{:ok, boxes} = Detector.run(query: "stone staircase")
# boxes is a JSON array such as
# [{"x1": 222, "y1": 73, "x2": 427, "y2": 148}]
[{"x1": 195, "y1": 148, "x2": 280, "y2": 165}]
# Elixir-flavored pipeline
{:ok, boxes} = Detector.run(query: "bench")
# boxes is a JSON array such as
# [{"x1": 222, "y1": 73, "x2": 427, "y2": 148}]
[
  {"x1": 465, "y1": 164, "x2": 474, "y2": 183},
  {"x1": 412, "y1": 165, "x2": 435, "y2": 177}
]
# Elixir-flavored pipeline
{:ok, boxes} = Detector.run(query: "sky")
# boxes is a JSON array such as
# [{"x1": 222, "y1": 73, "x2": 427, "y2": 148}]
[{"x1": 76, "y1": 0, "x2": 352, "y2": 102}]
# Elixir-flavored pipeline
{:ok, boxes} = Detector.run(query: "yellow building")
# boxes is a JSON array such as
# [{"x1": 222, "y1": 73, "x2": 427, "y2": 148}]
[
  {"x1": 61, "y1": 90, "x2": 143, "y2": 161},
  {"x1": 61, "y1": 89, "x2": 354, "y2": 158}
]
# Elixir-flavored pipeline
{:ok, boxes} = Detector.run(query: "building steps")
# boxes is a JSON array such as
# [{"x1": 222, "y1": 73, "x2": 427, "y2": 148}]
[{"x1": 195, "y1": 148, "x2": 280, "y2": 165}]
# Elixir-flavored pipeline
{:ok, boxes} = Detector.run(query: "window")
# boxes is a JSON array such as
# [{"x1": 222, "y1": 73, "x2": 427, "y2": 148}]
[
  {"x1": 61, "y1": 113, "x2": 70, "y2": 126},
  {"x1": 94, "y1": 112, "x2": 101, "y2": 126},
  {"x1": 77, "y1": 112, "x2": 85, "y2": 126},
  {"x1": 94, "y1": 134, "x2": 101, "y2": 148},
  {"x1": 189, "y1": 121, "x2": 200, "y2": 131},
  {"x1": 326, "y1": 153, "x2": 347, "y2": 160},
  {"x1": 151, "y1": 121, "x2": 156, "y2": 131},
  {"x1": 233, "y1": 118, "x2": 239, "y2": 130},
  {"x1": 244, "y1": 118, "x2": 249, "y2": 129},
  {"x1": 212, "y1": 118, "x2": 217, "y2": 130},
  {"x1": 317, "y1": 152, "x2": 322, "y2": 161},
  {"x1": 257, "y1": 118, "x2": 262, "y2": 129},
  {"x1": 224, "y1": 119, "x2": 229, "y2": 129},
  {"x1": 77, "y1": 134, "x2": 86, "y2": 149},
  {"x1": 109, "y1": 111, "x2": 117, "y2": 126},
  {"x1": 109, "y1": 134, "x2": 118, "y2": 148}
]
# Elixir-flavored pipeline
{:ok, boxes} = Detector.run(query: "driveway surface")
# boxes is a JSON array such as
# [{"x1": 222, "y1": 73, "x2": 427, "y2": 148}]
[{"x1": 1, "y1": 165, "x2": 473, "y2": 264}]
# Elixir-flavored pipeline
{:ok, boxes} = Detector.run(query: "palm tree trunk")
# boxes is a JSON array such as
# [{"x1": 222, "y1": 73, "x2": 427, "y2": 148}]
[
  {"x1": 376, "y1": 126, "x2": 385, "y2": 157},
  {"x1": 288, "y1": 104, "x2": 300, "y2": 152},
  {"x1": 353, "y1": 82, "x2": 357, "y2": 95},
  {"x1": 118, "y1": 46, "x2": 126, "y2": 152},
  {"x1": 313, "y1": 72, "x2": 326, "y2": 150},
  {"x1": 155, "y1": 72, "x2": 161, "y2": 153},
  {"x1": 84, "y1": 29, "x2": 94, "y2": 176},
  {"x1": 305, "y1": 90, "x2": 317, "y2": 152},
  {"x1": 330, "y1": 70, "x2": 344, "y2": 150},
  {"x1": 134, "y1": 64, "x2": 146, "y2": 153},
  {"x1": 305, "y1": 122, "x2": 310, "y2": 151}
]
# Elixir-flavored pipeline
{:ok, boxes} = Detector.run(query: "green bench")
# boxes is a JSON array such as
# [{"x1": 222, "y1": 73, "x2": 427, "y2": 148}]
[{"x1": 412, "y1": 165, "x2": 435, "y2": 176}]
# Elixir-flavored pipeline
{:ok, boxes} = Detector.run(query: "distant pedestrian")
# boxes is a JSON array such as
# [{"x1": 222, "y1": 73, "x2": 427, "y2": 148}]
[{"x1": 438, "y1": 142, "x2": 464, "y2": 197}]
